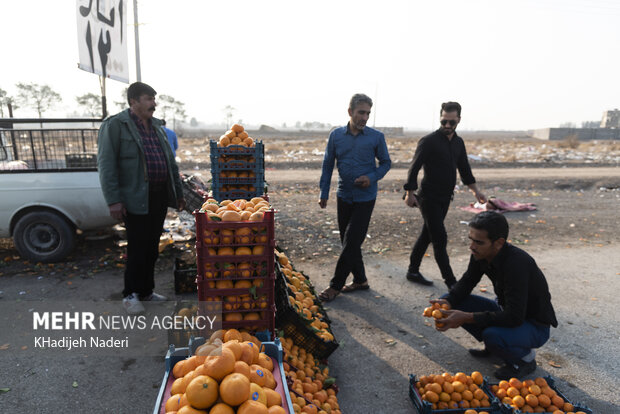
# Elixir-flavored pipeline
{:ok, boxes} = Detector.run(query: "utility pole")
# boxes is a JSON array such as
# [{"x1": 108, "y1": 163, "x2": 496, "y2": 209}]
[{"x1": 133, "y1": 0, "x2": 142, "y2": 81}]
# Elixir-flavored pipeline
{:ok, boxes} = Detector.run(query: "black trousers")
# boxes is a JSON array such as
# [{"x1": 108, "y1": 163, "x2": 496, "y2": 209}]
[
  {"x1": 122, "y1": 185, "x2": 168, "y2": 297},
  {"x1": 329, "y1": 197, "x2": 376, "y2": 290},
  {"x1": 408, "y1": 197, "x2": 457, "y2": 286}
]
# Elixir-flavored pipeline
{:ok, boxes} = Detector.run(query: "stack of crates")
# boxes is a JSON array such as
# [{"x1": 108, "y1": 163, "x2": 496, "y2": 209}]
[
  {"x1": 209, "y1": 140, "x2": 265, "y2": 201},
  {"x1": 194, "y1": 209, "x2": 276, "y2": 337}
]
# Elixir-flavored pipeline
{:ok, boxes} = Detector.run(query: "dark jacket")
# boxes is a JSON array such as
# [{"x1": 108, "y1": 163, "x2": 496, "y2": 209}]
[
  {"x1": 447, "y1": 243, "x2": 558, "y2": 328},
  {"x1": 97, "y1": 109, "x2": 183, "y2": 214}
]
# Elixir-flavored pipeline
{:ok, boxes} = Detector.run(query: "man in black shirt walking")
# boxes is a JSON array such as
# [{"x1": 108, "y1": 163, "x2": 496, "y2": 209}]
[
  {"x1": 432, "y1": 211, "x2": 558, "y2": 379},
  {"x1": 403, "y1": 102, "x2": 486, "y2": 288}
]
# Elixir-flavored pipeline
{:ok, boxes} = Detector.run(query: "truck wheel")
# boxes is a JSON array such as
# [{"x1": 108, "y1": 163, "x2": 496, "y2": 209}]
[{"x1": 13, "y1": 211, "x2": 76, "y2": 263}]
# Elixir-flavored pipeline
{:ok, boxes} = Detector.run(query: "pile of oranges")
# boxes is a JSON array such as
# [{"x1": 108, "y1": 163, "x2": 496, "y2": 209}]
[
  {"x1": 415, "y1": 371, "x2": 492, "y2": 410},
  {"x1": 276, "y1": 250, "x2": 334, "y2": 343},
  {"x1": 218, "y1": 124, "x2": 257, "y2": 148},
  {"x1": 280, "y1": 336, "x2": 341, "y2": 414},
  {"x1": 164, "y1": 328, "x2": 286, "y2": 414},
  {"x1": 422, "y1": 302, "x2": 451, "y2": 328},
  {"x1": 199, "y1": 198, "x2": 270, "y2": 222},
  {"x1": 490, "y1": 377, "x2": 587, "y2": 413}
]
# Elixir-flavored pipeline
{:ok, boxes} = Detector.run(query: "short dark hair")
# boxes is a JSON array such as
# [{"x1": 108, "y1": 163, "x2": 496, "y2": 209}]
[
  {"x1": 349, "y1": 93, "x2": 373, "y2": 111},
  {"x1": 441, "y1": 101, "x2": 461, "y2": 117},
  {"x1": 127, "y1": 82, "x2": 157, "y2": 105},
  {"x1": 161, "y1": 119, "x2": 166, "y2": 126},
  {"x1": 469, "y1": 211, "x2": 509, "y2": 241}
]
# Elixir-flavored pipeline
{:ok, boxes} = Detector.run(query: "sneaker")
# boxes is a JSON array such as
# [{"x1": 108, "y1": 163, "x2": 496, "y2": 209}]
[
  {"x1": 123, "y1": 293, "x2": 145, "y2": 314},
  {"x1": 406, "y1": 271, "x2": 434, "y2": 286},
  {"x1": 141, "y1": 292, "x2": 168, "y2": 301},
  {"x1": 494, "y1": 359, "x2": 537, "y2": 379},
  {"x1": 468, "y1": 348, "x2": 491, "y2": 358}
]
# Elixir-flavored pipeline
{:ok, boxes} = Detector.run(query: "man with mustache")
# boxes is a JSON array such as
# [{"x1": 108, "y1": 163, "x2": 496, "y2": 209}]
[
  {"x1": 98, "y1": 82, "x2": 185, "y2": 314},
  {"x1": 404, "y1": 101, "x2": 486, "y2": 288},
  {"x1": 318, "y1": 93, "x2": 391, "y2": 302}
]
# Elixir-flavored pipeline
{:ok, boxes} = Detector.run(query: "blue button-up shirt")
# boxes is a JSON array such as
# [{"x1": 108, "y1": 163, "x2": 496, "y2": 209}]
[{"x1": 319, "y1": 124, "x2": 391, "y2": 203}]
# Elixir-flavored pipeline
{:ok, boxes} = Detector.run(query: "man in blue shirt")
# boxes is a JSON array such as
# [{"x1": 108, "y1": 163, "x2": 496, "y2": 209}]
[
  {"x1": 318, "y1": 93, "x2": 391, "y2": 302},
  {"x1": 161, "y1": 119, "x2": 178, "y2": 158}
]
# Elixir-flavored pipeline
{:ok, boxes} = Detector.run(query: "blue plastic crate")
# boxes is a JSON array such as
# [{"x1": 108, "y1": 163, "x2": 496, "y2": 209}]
[
  {"x1": 485, "y1": 375, "x2": 593, "y2": 414},
  {"x1": 211, "y1": 172, "x2": 265, "y2": 187},
  {"x1": 152, "y1": 345, "x2": 189, "y2": 414},
  {"x1": 211, "y1": 188, "x2": 266, "y2": 202},
  {"x1": 210, "y1": 156, "x2": 264, "y2": 172},
  {"x1": 409, "y1": 374, "x2": 503, "y2": 414}
]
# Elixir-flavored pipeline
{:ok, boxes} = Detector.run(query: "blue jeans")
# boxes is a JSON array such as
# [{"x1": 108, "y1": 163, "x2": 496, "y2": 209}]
[{"x1": 442, "y1": 294, "x2": 550, "y2": 365}]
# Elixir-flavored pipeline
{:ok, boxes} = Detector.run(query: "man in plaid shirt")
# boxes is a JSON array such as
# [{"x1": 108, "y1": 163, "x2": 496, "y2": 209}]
[{"x1": 98, "y1": 82, "x2": 185, "y2": 314}]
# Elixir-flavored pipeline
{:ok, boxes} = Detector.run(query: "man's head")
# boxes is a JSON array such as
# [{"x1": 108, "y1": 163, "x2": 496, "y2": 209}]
[
  {"x1": 348, "y1": 93, "x2": 373, "y2": 133},
  {"x1": 161, "y1": 119, "x2": 167, "y2": 126},
  {"x1": 467, "y1": 211, "x2": 508, "y2": 262},
  {"x1": 127, "y1": 82, "x2": 157, "y2": 120},
  {"x1": 439, "y1": 101, "x2": 461, "y2": 136}
]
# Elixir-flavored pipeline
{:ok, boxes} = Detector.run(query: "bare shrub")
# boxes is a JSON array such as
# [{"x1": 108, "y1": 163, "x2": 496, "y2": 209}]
[{"x1": 557, "y1": 134, "x2": 579, "y2": 149}]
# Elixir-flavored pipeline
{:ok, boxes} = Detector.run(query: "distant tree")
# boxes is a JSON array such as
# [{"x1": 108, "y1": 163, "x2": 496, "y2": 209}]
[
  {"x1": 0, "y1": 87, "x2": 6, "y2": 117},
  {"x1": 222, "y1": 105, "x2": 236, "y2": 129},
  {"x1": 15, "y1": 83, "x2": 62, "y2": 119},
  {"x1": 190, "y1": 117, "x2": 198, "y2": 127},
  {"x1": 76, "y1": 93, "x2": 102, "y2": 117},
  {"x1": 158, "y1": 94, "x2": 187, "y2": 129},
  {"x1": 581, "y1": 120, "x2": 600, "y2": 129},
  {"x1": 114, "y1": 87, "x2": 128, "y2": 110}
]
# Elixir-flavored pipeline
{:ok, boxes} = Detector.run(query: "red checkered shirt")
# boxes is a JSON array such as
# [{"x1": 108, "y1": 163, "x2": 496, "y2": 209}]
[{"x1": 130, "y1": 110, "x2": 168, "y2": 183}]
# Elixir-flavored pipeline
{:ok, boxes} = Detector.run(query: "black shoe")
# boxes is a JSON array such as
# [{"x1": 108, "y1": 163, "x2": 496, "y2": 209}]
[
  {"x1": 406, "y1": 271, "x2": 434, "y2": 286},
  {"x1": 494, "y1": 359, "x2": 537, "y2": 380},
  {"x1": 468, "y1": 348, "x2": 491, "y2": 358}
]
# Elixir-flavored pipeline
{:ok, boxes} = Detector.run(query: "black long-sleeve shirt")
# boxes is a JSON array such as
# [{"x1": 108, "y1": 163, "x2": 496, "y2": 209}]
[
  {"x1": 446, "y1": 243, "x2": 558, "y2": 328},
  {"x1": 403, "y1": 129, "x2": 476, "y2": 201}
]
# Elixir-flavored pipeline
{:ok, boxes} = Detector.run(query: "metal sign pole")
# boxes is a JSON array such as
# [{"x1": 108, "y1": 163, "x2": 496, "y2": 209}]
[{"x1": 133, "y1": 0, "x2": 142, "y2": 82}]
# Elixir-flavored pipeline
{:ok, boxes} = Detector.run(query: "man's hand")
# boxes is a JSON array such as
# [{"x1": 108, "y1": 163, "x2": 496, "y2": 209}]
[
  {"x1": 404, "y1": 191, "x2": 419, "y2": 208},
  {"x1": 475, "y1": 191, "x2": 487, "y2": 204},
  {"x1": 354, "y1": 175, "x2": 370, "y2": 188},
  {"x1": 435, "y1": 309, "x2": 473, "y2": 332},
  {"x1": 318, "y1": 199, "x2": 327, "y2": 209},
  {"x1": 177, "y1": 198, "x2": 186, "y2": 212},
  {"x1": 108, "y1": 202, "x2": 126, "y2": 221}
]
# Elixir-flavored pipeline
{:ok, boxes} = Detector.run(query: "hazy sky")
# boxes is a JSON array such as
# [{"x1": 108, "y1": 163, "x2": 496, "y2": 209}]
[{"x1": 2, "y1": 0, "x2": 620, "y2": 130}]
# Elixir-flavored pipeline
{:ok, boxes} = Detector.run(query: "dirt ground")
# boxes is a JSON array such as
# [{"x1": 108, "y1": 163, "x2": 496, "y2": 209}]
[{"x1": 0, "y1": 132, "x2": 619, "y2": 413}]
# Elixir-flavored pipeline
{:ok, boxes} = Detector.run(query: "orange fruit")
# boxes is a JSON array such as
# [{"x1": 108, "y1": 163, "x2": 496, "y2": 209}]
[
  {"x1": 166, "y1": 393, "x2": 183, "y2": 412},
  {"x1": 223, "y1": 312, "x2": 243, "y2": 321},
  {"x1": 442, "y1": 382, "x2": 454, "y2": 393},
  {"x1": 178, "y1": 405, "x2": 208, "y2": 414},
  {"x1": 204, "y1": 348, "x2": 236, "y2": 381},
  {"x1": 173, "y1": 360, "x2": 187, "y2": 379},
  {"x1": 499, "y1": 380, "x2": 510, "y2": 390},
  {"x1": 551, "y1": 395, "x2": 564, "y2": 407},
  {"x1": 428, "y1": 383, "x2": 442, "y2": 395},
  {"x1": 470, "y1": 371, "x2": 483, "y2": 385},
  {"x1": 462, "y1": 390, "x2": 473, "y2": 401},
  {"x1": 220, "y1": 373, "x2": 251, "y2": 406},
  {"x1": 450, "y1": 392, "x2": 462, "y2": 402},
  {"x1": 529, "y1": 384, "x2": 542, "y2": 396},
  {"x1": 464, "y1": 410, "x2": 477, "y2": 414},
  {"x1": 209, "y1": 403, "x2": 235, "y2": 414},
  {"x1": 534, "y1": 377, "x2": 548, "y2": 388},
  {"x1": 222, "y1": 211, "x2": 242, "y2": 222},
  {"x1": 171, "y1": 377, "x2": 187, "y2": 395},
  {"x1": 257, "y1": 353, "x2": 274, "y2": 372},
  {"x1": 525, "y1": 394, "x2": 539, "y2": 407},
  {"x1": 224, "y1": 329, "x2": 243, "y2": 342},
  {"x1": 454, "y1": 372, "x2": 468, "y2": 383},
  {"x1": 537, "y1": 394, "x2": 551, "y2": 408},
  {"x1": 238, "y1": 131, "x2": 249, "y2": 139},
  {"x1": 263, "y1": 368, "x2": 276, "y2": 390},
  {"x1": 186, "y1": 375, "x2": 219, "y2": 409},
  {"x1": 237, "y1": 399, "x2": 269, "y2": 414},
  {"x1": 507, "y1": 387, "x2": 520, "y2": 398},
  {"x1": 563, "y1": 402, "x2": 575, "y2": 411},
  {"x1": 223, "y1": 340, "x2": 243, "y2": 360},
  {"x1": 231, "y1": 124, "x2": 244, "y2": 133},
  {"x1": 452, "y1": 381, "x2": 466, "y2": 393},
  {"x1": 233, "y1": 360, "x2": 251, "y2": 377},
  {"x1": 512, "y1": 395, "x2": 525, "y2": 408},
  {"x1": 267, "y1": 406, "x2": 285, "y2": 414},
  {"x1": 508, "y1": 378, "x2": 522, "y2": 389},
  {"x1": 245, "y1": 341, "x2": 260, "y2": 364},
  {"x1": 424, "y1": 391, "x2": 439, "y2": 403},
  {"x1": 250, "y1": 364, "x2": 267, "y2": 387},
  {"x1": 264, "y1": 387, "x2": 282, "y2": 407},
  {"x1": 249, "y1": 382, "x2": 267, "y2": 406}
]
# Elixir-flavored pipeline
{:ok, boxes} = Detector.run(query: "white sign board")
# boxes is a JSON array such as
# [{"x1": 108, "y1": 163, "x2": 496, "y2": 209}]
[{"x1": 76, "y1": 0, "x2": 128, "y2": 83}]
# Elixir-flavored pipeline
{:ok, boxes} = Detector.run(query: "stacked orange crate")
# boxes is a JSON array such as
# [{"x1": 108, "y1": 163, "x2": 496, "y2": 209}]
[{"x1": 195, "y1": 209, "x2": 276, "y2": 338}]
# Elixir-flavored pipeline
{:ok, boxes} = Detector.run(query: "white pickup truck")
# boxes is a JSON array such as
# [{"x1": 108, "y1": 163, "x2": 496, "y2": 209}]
[{"x1": 0, "y1": 126, "x2": 116, "y2": 262}]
